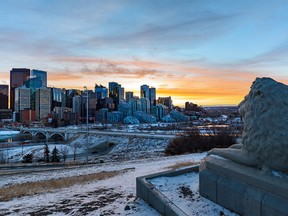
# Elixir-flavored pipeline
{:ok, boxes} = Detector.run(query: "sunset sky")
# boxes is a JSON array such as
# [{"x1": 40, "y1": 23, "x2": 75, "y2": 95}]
[{"x1": 1, "y1": 0, "x2": 288, "y2": 106}]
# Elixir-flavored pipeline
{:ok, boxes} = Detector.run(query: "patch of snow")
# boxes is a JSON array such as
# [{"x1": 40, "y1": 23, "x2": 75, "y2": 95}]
[{"x1": 149, "y1": 172, "x2": 238, "y2": 216}]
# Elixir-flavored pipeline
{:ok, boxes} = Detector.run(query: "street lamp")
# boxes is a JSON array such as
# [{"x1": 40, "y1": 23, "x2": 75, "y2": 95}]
[{"x1": 84, "y1": 86, "x2": 89, "y2": 163}]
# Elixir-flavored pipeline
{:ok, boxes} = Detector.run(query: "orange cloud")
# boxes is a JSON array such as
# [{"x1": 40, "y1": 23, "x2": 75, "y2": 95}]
[
  {"x1": 37, "y1": 56, "x2": 288, "y2": 106},
  {"x1": 48, "y1": 72, "x2": 83, "y2": 81},
  {"x1": 0, "y1": 72, "x2": 9, "y2": 84},
  {"x1": 47, "y1": 58, "x2": 248, "y2": 105}
]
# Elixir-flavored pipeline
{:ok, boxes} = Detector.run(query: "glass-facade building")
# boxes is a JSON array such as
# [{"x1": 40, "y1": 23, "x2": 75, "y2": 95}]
[
  {"x1": 158, "y1": 96, "x2": 172, "y2": 112},
  {"x1": 35, "y1": 88, "x2": 51, "y2": 120},
  {"x1": 51, "y1": 88, "x2": 66, "y2": 110},
  {"x1": 31, "y1": 69, "x2": 47, "y2": 87},
  {"x1": 95, "y1": 84, "x2": 108, "y2": 100},
  {"x1": 140, "y1": 84, "x2": 149, "y2": 98},
  {"x1": 14, "y1": 86, "x2": 31, "y2": 112},
  {"x1": 149, "y1": 87, "x2": 156, "y2": 107},
  {"x1": 125, "y1": 91, "x2": 133, "y2": 102},
  {"x1": 66, "y1": 89, "x2": 81, "y2": 109},
  {"x1": 24, "y1": 76, "x2": 42, "y2": 110},
  {"x1": 108, "y1": 82, "x2": 121, "y2": 111}
]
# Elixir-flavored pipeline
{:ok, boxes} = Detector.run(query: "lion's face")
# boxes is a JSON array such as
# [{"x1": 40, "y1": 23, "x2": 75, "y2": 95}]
[{"x1": 238, "y1": 77, "x2": 284, "y2": 119}]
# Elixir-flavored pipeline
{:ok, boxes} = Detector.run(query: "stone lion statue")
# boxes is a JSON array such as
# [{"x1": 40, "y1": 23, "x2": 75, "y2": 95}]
[{"x1": 208, "y1": 77, "x2": 288, "y2": 173}]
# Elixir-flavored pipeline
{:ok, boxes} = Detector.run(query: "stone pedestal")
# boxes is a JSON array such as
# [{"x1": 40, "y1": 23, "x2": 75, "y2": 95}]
[{"x1": 199, "y1": 156, "x2": 288, "y2": 216}]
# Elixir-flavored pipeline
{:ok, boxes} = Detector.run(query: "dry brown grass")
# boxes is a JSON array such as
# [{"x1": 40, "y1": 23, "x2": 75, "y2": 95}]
[
  {"x1": 166, "y1": 161, "x2": 199, "y2": 170},
  {"x1": 0, "y1": 170, "x2": 122, "y2": 201}
]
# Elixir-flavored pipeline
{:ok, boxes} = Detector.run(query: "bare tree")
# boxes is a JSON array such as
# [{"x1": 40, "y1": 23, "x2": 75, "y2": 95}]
[
  {"x1": 69, "y1": 143, "x2": 81, "y2": 161},
  {"x1": 44, "y1": 143, "x2": 50, "y2": 163},
  {"x1": 60, "y1": 146, "x2": 69, "y2": 162},
  {"x1": 0, "y1": 150, "x2": 7, "y2": 164},
  {"x1": 17, "y1": 133, "x2": 26, "y2": 156}
]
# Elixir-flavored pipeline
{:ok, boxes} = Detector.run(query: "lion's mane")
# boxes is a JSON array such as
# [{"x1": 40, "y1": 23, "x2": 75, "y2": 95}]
[{"x1": 239, "y1": 77, "x2": 288, "y2": 171}]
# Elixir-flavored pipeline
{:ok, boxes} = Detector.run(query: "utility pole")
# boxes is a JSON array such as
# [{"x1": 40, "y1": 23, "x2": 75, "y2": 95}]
[{"x1": 84, "y1": 86, "x2": 89, "y2": 163}]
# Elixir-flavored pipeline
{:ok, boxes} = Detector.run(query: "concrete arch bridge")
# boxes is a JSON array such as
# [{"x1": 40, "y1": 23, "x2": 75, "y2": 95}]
[
  {"x1": 20, "y1": 128, "x2": 78, "y2": 142},
  {"x1": 20, "y1": 127, "x2": 175, "y2": 142}
]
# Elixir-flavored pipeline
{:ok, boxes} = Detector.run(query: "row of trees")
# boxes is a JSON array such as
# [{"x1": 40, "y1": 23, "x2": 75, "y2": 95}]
[
  {"x1": 22, "y1": 144, "x2": 70, "y2": 163},
  {"x1": 0, "y1": 141, "x2": 83, "y2": 164}
]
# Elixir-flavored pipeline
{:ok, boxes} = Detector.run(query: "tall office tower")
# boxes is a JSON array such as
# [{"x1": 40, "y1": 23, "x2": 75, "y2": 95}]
[
  {"x1": 154, "y1": 103, "x2": 168, "y2": 121},
  {"x1": 51, "y1": 87, "x2": 66, "y2": 110},
  {"x1": 118, "y1": 101, "x2": 132, "y2": 117},
  {"x1": 72, "y1": 95, "x2": 81, "y2": 115},
  {"x1": 158, "y1": 96, "x2": 173, "y2": 112},
  {"x1": 14, "y1": 86, "x2": 31, "y2": 112},
  {"x1": 108, "y1": 82, "x2": 121, "y2": 110},
  {"x1": 24, "y1": 76, "x2": 42, "y2": 110},
  {"x1": 129, "y1": 97, "x2": 142, "y2": 115},
  {"x1": 81, "y1": 90, "x2": 97, "y2": 118},
  {"x1": 125, "y1": 91, "x2": 133, "y2": 102},
  {"x1": 140, "y1": 84, "x2": 149, "y2": 98},
  {"x1": 95, "y1": 84, "x2": 108, "y2": 100},
  {"x1": 140, "y1": 97, "x2": 151, "y2": 114},
  {"x1": 31, "y1": 69, "x2": 47, "y2": 87},
  {"x1": 119, "y1": 87, "x2": 125, "y2": 101},
  {"x1": 149, "y1": 87, "x2": 156, "y2": 107},
  {"x1": 88, "y1": 91, "x2": 97, "y2": 118},
  {"x1": 66, "y1": 89, "x2": 81, "y2": 108},
  {"x1": 0, "y1": 85, "x2": 9, "y2": 109},
  {"x1": 35, "y1": 87, "x2": 51, "y2": 120},
  {"x1": 10, "y1": 68, "x2": 30, "y2": 111}
]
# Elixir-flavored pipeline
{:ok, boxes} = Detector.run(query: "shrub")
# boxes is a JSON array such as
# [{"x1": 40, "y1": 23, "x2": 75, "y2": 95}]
[
  {"x1": 165, "y1": 126, "x2": 241, "y2": 155},
  {"x1": 22, "y1": 153, "x2": 33, "y2": 163}
]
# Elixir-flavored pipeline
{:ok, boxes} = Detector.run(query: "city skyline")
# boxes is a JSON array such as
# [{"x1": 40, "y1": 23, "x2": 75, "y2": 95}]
[{"x1": 1, "y1": 1, "x2": 288, "y2": 106}]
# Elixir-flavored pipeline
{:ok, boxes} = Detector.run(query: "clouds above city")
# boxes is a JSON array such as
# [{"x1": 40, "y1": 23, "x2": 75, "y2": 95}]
[{"x1": 1, "y1": 0, "x2": 288, "y2": 105}]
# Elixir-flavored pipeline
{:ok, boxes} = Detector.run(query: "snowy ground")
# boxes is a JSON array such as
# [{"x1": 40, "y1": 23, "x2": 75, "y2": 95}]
[
  {"x1": 0, "y1": 153, "x2": 238, "y2": 216},
  {"x1": 0, "y1": 131, "x2": 238, "y2": 216},
  {"x1": 150, "y1": 172, "x2": 238, "y2": 216}
]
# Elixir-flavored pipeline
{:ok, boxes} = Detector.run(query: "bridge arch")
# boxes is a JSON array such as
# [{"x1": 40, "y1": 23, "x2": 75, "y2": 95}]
[
  {"x1": 22, "y1": 130, "x2": 32, "y2": 136},
  {"x1": 34, "y1": 131, "x2": 47, "y2": 141},
  {"x1": 49, "y1": 133, "x2": 65, "y2": 142}
]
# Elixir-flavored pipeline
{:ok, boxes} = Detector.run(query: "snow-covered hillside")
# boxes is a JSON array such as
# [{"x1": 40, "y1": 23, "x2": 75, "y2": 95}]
[{"x1": 0, "y1": 153, "x2": 237, "y2": 215}]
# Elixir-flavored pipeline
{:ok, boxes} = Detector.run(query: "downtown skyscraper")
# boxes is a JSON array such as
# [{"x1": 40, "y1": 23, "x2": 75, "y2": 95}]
[
  {"x1": 0, "y1": 85, "x2": 9, "y2": 109},
  {"x1": 10, "y1": 68, "x2": 30, "y2": 111},
  {"x1": 31, "y1": 69, "x2": 47, "y2": 88}
]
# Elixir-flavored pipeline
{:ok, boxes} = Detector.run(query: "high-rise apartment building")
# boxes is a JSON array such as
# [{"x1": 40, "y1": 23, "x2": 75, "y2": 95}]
[
  {"x1": 35, "y1": 87, "x2": 51, "y2": 120},
  {"x1": 10, "y1": 68, "x2": 30, "y2": 111},
  {"x1": 0, "y1": 85, "x2": 9, "y2": 109},
  {"x1": 31, "y1": 69, "x2": 47, "y2": 87}
]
